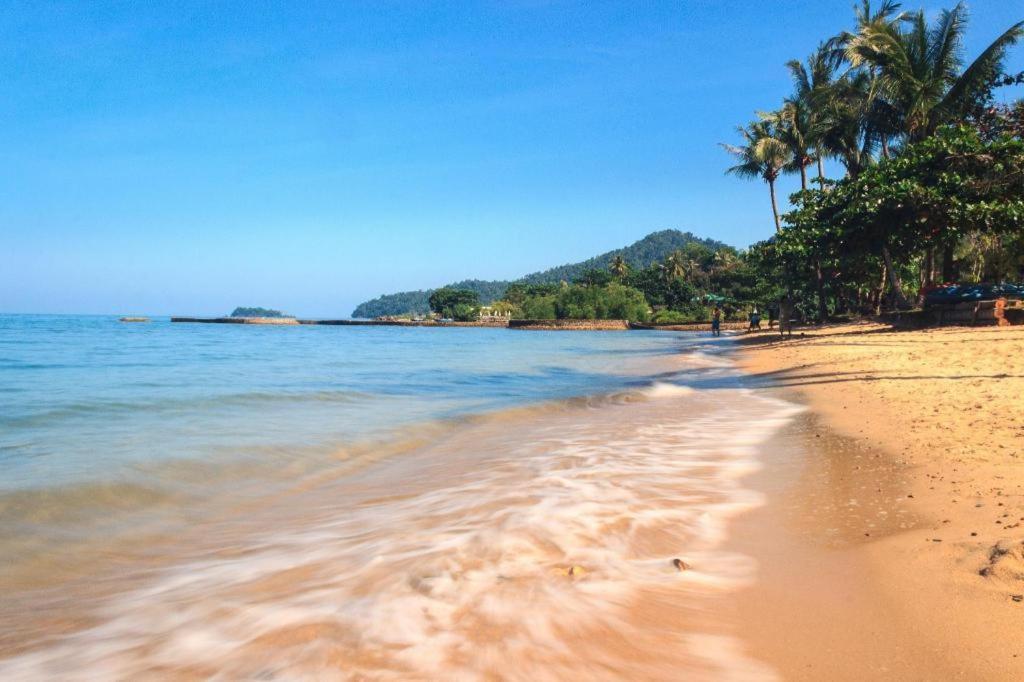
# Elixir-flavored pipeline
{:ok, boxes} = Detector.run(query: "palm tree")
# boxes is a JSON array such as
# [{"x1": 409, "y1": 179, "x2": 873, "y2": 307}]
[
  {"x1": 767, "y1": 101, "x2": 815, "y2": 190},
  {"x1": 663, "y1": 251, "x2": 686, "y2": 280},
  {"x1": 609, "y1": 255, "x2": 628, "y2": 279},
  {"x1": 846, "y1": 2, "x2": 1024, "y2": 143},
  {"x1": 721, "y1": 120, "x2": 792, "y2": 232},
  {"x1": 846, "y1": 1, "x2": 1024, "y2": 287},
  {"x1": 712, "y1": 249, "x2": 738, "y2": 273},
  {"x1": 816, "y1": 71, "x2": 880, "y2": 179},
  {"x1": 786, "y1": 43, "x2": 839, "y2": 184}
]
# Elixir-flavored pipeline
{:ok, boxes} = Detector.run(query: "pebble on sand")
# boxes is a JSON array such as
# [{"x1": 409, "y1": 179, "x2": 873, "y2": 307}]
[{"x1": 672, "y1": 558, "x2": 692, "y2": 572}]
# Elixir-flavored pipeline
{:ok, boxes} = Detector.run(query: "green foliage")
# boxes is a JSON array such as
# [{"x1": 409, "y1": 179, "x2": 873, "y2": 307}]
[
  {"x1": 451, "y1": 303, "x2": 480, "y2": 322},
  {"x1": 723, "y1": 3, "x2": 1024, "y2": 318},
  {"x1": 352, "y1": 230, "x2": 729, "y2": 318},
  {"x1": 573, "y1": 269, "x2": 613, "y2": 287},
  {"x1": 428, "y1": 288, "x2": 480, "y2": 319},
  {"x1": 651, "y1": 309, "x2": 710, "y2": 324},
  {"x1": 519, "y1": 295, "x2": 558, "y2": 320},
  {"x1": 230, "y1": 307, "x2": 289, "y2": 318},
  {"x1": 555, "y1": 283, "x2": 650, "y2": 321},
  {"x1": 511, "y1": 283, "x2": 650, "y2": 322},
  {"x1": 516, "y1": 230, "x2": 729, "y2": 285}
]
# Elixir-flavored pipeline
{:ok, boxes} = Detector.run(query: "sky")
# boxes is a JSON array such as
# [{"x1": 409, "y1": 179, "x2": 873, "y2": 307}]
[{"x1": 2, "y1": 1, "x2": 1022, "y2": 316}]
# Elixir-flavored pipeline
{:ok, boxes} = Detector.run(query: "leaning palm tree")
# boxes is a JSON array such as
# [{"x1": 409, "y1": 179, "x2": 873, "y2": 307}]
[
  {"x1": 766, "y1": 101, "x2": 815, "y2": 190},
  {"x1": 846, "y1": 2, "x2": 1024, "y2": 143},
  {"x1": 721, "y1": 120, "x2": 792, "y2": 232},
  {"x1": 608, "y1": 255, "x2": 628, "y2": 279}
]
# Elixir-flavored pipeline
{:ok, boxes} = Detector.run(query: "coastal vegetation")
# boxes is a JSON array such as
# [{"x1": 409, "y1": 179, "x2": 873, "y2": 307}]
[
  {"x1": 350, "y1": 230, "x2": 727, "y2": 318},
  {"x1": 230, "y1": 307, "x2": 290, "y2": 318},
  {"x1": 428, "y1": 287, "x2": 481, "y2": 321},
  {"x1": 726, "y1": 1, "x2": 1024, "y2": 320},
  {"x1": 356, "y1": 2, "x2": 1023, "y2": 327}
]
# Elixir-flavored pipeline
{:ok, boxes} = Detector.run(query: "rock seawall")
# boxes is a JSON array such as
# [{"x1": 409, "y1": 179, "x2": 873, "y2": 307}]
[{"x1": 508, "y1": 319, "x2": 630, "y2": 331}]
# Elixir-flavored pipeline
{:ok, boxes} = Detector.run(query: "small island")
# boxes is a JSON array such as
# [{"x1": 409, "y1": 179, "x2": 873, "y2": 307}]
[
  {"x1": 230, "y1": 307, "x2": 290, "y2": 318},
  {"x1": 172, "y1": 307, "x2": 299, "y2": 325}
]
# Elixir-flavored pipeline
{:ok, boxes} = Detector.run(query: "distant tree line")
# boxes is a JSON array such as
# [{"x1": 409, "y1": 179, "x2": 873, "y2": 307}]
[{"x1": 350, "y1": 230, "x2": 729, "y2": 318}]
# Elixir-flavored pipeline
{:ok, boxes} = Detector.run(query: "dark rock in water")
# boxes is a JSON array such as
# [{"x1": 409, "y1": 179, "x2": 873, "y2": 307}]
[
  {"x1": 672, "y1": 558, "x2": 691, "y2": 571},
  {"x1": 119, "y1": 317, "x2": 149, "y2": 322}
]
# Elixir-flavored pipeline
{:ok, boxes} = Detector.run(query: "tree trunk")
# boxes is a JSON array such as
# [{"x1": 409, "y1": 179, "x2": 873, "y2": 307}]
[
  {"x1": 799, "y1": 164, "x2": 808, "y2": 191},
  {"x1": 816, "y1": 156, "x2": 825, "y2": 186},
  {"x1": 881, "y1": 246, "x2": 912, "y2": 309},
  {"x1": 768, "y1": 179, "x2": 781, "y2": 233},
  {"x1": 941, "y1": 244, "x2": 955, "y2": 282},
  {"x1": 815, "y1": 259, "x2": 828, "y2": 322},
  {"x1": 881, "y1": 137, "x2": 890, "y2": 159},
  {"x1": 874, "y1": 260, "x2": 888, "y2": 315}
]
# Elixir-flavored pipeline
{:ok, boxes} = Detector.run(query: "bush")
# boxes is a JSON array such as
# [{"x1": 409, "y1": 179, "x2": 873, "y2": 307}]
[
  {"x1": 652, "y1": 310, "x2": 687, "y2": 324},
  {"x1": 520, "y1": 295, "x2": 558, "y2": 320},
  {"x1": 451, "y1": 303, "x2": 480, "y2": 322},
  {"x1": 652, "y1": 307, "x2": 709, "y2": 324},
  {"x1": 429, "y1": 287, "x2": 480, "y2": 318},
  {"x1": 562, "y1": 283, "x2": 651, "y2": 321}
]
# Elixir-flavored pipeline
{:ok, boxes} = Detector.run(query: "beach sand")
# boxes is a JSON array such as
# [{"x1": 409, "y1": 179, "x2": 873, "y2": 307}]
[{"x1": 733, "y1": 321, "x2": 1024, "y2": 679}]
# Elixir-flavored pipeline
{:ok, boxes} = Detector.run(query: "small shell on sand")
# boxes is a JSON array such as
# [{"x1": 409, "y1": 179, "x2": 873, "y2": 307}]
[{"x1": 672, "y1": 558, "x2": 692, "y2": 571}]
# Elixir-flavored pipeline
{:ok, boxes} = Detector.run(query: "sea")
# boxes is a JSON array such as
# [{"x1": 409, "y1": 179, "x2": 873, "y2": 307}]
[{"x1": 0, "y1": 314, "x2": 800, "y2": 680}]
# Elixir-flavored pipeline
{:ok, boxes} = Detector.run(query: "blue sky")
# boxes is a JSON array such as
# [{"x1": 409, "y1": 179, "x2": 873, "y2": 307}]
[{"x1": 2, "y1": 1, "x2": 1022, "y2": 316}]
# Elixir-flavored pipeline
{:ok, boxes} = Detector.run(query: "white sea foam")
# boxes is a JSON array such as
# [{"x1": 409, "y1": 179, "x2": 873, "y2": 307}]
[{"x1": 0, "y1": 385, "x2": 801, "y2": 680}]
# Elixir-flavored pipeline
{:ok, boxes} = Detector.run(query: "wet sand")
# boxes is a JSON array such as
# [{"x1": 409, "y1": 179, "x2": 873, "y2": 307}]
[{"x1": 734, "y1": 322, "x2": 1024, "y2": 679}]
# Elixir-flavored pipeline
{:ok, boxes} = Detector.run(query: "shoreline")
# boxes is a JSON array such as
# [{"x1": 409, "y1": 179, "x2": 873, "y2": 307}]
[
  {"x1": 730, "y1": 321, "x2": 1024, "y2": 678},
  {"x1": 0, "y1": 341, "x2": 801, "y2": 679}
]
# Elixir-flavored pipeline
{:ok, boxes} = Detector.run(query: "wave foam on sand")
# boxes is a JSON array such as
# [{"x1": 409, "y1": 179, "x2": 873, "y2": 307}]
[{"x1": 1, "y1": 374, "x2": 800, "y2": 680}]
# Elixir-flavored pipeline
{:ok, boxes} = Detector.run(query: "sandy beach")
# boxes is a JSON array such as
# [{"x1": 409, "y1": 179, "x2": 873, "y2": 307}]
[{"x1": 733, "y1": 322, "x2": 1024, "y2": 679}]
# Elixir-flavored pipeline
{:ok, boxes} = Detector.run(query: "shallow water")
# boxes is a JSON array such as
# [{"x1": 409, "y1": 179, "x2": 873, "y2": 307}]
[{"x1": 0, "y1": 315, "x2": 799, "y2": 679}]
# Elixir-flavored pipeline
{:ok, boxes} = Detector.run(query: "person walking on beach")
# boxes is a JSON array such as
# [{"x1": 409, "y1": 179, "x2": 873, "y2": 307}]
[
  {"x1": 711, "y1": 306, "x2": 722, "y2": 337},
  {"x1": 778, "y1": 295, "x2": 793, "y2": 338}
]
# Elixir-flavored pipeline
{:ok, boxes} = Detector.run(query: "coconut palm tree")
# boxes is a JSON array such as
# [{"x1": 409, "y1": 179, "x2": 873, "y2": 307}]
[
  {"x1": 786, "y1": 43, "x2": 840, "y2": 184},
  {"x1": 712, "y1": 249, "x2": 739, "y2": 273},
  {"x1": 846, "y1": 1, "x2": 1024, "y2": 286},
  {"x1": 609, "y1": 255, "x2": 628, "y2": 279},
  {"x1": 846, "y1": 2, "x2": 1024, "y2": 144},
  {"x1": 815, "y1": 70, "x2": 881, "y2": 179},
  {"x1": 766, "y1": 101, "x2": 815, "y2": 190},
  {"x1": 721, "y1": 120, "x2": 792, "y2": 232},
  {"x1": 663, "y1": 251, "x2": 686, "y2": 280}
]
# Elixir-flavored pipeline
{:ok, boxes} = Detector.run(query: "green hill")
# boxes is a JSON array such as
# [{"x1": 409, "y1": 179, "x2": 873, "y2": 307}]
[{"x1": 351, "y1": 230, "x2": 730, "y2": 318}]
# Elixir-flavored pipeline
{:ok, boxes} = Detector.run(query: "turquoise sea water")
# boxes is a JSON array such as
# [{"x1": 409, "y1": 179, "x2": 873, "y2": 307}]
[
  {"x1": 1, "y1": 314, "x2": 805, "y2": 679},
  {"x1": 0, "y1": 315, "x2": 687, "y2": 492}
]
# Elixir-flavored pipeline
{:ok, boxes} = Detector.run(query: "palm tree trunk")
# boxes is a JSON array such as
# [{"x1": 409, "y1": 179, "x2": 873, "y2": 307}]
[
  {"x1": 799, "y1": 164, "x2": 808, "y2": 191},
  {"x1": 881, "y1": 245, "x2": 912, "y2": 309},
  {"x1": 768, "y1": 179, "x2": 781, "y2": 233},
  {"x1": 816, "y1": 156, "x2": 825, "y2": 185},
  {"x1": 881, "y1": 137, "x2": 890, "y2": 159}
]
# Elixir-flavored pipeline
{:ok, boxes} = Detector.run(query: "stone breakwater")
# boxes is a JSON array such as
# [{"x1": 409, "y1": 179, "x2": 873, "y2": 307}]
[
  {"x1": 508, "y1": 319, "x2": 630, "y2": 331},
  {"x1": 169, "y1": 317, "x2": 746, "y2": 332},
  {"x1": 170, "y1": 317, "x2": 300, "y2": 325}
]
